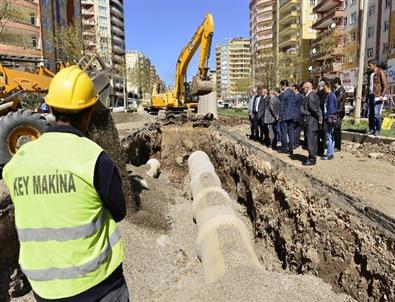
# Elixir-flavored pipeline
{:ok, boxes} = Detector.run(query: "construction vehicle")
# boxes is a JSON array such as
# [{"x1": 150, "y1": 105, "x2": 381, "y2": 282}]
[
  {"x1": 0, "y1": 55, "x2": 112, "y2": 177},
  {"x1": 144, "y1": 13, "x2": 214, "y2": 114}
]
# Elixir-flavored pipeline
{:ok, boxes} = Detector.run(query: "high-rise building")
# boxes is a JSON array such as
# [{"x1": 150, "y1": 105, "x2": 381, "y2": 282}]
[
  {"x1": 125, "y1": 50, "x2": 161, "y2": 97},
  {"x1": 273, "y1": 0, "x2": 317, "y2": 83},
  {"x1": 310, "y1": 0, "x2": 344, "y2": 82},
  {"x1": 81, "y1": 0, "x2": 125, "y2": 104},
  {"x1": 250, "y1": 0, "x2": 273, "y2": 84},
  {"x1": 387, "y1": 0, "x2": 395, "y2": 96},
  {"x1": 216, "y1": 38, "x2": 252, "y2": 102},
  {"x1": 0, "y1": 0, "x2": 79, "y2": 69}
]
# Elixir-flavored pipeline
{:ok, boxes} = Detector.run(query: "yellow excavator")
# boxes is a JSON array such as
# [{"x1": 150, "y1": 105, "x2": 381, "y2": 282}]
[
  {"x1": 0, "y1": 55, "x2": 112, "y2": 176},
  {"x1": 145, "y1": 13, "x2": 214, "y2": 113}
]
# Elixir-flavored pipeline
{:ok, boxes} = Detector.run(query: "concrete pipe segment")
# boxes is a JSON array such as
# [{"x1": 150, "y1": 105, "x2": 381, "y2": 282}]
[
  {"x1": 188, "y1": 151, "x2": 260, "y2": 284},
  {"x1": 146, "y1": 158, "x2": 160, "y2": 178}
]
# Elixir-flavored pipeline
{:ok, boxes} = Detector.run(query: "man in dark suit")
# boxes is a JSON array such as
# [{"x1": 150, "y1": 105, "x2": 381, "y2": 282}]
[
  {"x1": 258, "y1": 88, "x2": 269, "y2": 144},
  {"x1": 333, "y1": 77, "x2": 346, "y2": 150},
  {"x1": 316, "y1": 81, "x2": 327, "y2": 156},
  {"x1": 251, "y1": 85, "x2": 263, "y2": 141},
  {"x1": 264, "y1": 89, "x2": 281, "y2": 149},
  {"x1": 301, "y1": 82, "x2": 323, "y2": 165},
  {"x1": 278, "y1": 79, "x2": 293, "y2": 152}
]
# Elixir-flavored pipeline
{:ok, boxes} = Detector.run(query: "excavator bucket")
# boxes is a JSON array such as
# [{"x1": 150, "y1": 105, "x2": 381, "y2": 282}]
[{"x1": 190, "y1": 75, "x2": 213, "y2": 96}]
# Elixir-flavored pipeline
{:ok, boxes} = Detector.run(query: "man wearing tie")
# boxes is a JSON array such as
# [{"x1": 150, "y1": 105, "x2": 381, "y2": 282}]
[{"x1": 251, "y1": 85, "x2": 264, "y2": 141}]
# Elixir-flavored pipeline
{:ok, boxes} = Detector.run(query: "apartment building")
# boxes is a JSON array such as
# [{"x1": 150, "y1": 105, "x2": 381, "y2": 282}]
[
  {"x1": 216, "y1": 38, "x2": 251, "y2": 102},
  {"x1": 310, "y1": 0, "x2": 344, "y2": 82},
  {"x1": 125, "y1": 50, "x2": 161, "y2": 96},
  {"x1": 387, "y1": 0, "x2": 395, "y2": 96},
  {"x1": 273, "y1": 0, "x2": 317, "y2": 83},
  {"x1": 81, "y1": 0, "x2": 125, "y2": 103},
  {"x1": 250, "y1": 0, "x2": 273, "y2": 84},
  {"x1": 0, "y1": 0, "x2": 80, "y2": 68}
]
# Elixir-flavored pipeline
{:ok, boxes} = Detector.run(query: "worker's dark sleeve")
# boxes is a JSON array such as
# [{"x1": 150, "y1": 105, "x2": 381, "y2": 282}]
[{"x1": 94, "y1": 152, "x2": 126, "y2": 222}]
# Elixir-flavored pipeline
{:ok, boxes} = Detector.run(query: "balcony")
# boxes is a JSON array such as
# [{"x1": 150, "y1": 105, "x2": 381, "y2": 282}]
[
  {"x1": 110, "y1": 6, "x2": 123, "y2": 19},
  {"x1": 279, "y1": 11, "x2": 298, "y2": 26},
  {"x1": 0, "y1": 42, "x2": 41, "y2": 59},
  {"x1": 313, "y1": 0, "x2": 342, "y2": 13},
  {"x1": 256, "y1": 4, "x2": 272, "y2": 14},
  {"x1": 311, "y1": 26, "x2": 343, "y2": 47},
  {"x1": 313, "y1": 7, "x2": 343, "y2": 30},
  {"x1": 111, "y1": 16, "x2": 124, "y2": 28},
  {"x1": 110, "y1": 0, "x2": 123, "y2": 10},
  {"x1": 280, "y1": 0, "x2": 299, "y2": 14},
  {"x1": 310, "y1": 46, "x2": 343, "y2": 61},
  {"x1": 279, "y1": 35, "x2": 297, "y2": 49},
  {"x1": 112, "y1": 44, "x2": 125, "y2": 55},
  {"x1": 111, "y1": 26, "x2": 124, "y2": 37},
  {"x1": 279, "y1": 23, "x2": 298, "y2": 37},
  {"x1": 81, "y1": 8, "x2": 95, "y2": 16},
  {"x1": 256, "y1": 13, "x2": 272, "y2": 23}
]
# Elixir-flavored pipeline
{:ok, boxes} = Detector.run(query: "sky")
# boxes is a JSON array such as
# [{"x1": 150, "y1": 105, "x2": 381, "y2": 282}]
[{"x1": 124, "y1": 0, "x2": 250, "y2": 85}]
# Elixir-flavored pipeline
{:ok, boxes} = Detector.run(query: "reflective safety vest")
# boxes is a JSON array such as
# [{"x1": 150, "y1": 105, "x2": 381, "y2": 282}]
[{"x1": 3, "y1": 132, "x2": 124, "y2": 299}]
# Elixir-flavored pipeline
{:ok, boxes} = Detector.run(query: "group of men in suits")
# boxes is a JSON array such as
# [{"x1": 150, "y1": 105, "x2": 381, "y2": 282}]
[{"x1": 248, "y1": 80, "x2": 325, "y2": 166}]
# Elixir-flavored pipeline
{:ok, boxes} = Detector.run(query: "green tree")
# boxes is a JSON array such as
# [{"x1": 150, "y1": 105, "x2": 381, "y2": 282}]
[{"x1": 234, "y1": 77, "x2": 252, "y2": 96}]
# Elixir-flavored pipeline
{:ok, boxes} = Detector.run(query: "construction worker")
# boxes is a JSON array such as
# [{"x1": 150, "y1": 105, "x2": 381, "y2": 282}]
[{"x1": 2, "y1": 66, "x2": 129, "y2": 301}]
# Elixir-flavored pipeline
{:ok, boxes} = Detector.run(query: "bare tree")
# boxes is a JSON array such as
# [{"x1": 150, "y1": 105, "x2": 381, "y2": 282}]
[
  {"x1": 253, "y1": 50, "x2": 277, "y2": 89},
  {"x1": 0, "y1": 0, "x2": 16, "y2": 35},
  {"x1": 318, "y1": 29, "x2": 342, "y2": 72}
]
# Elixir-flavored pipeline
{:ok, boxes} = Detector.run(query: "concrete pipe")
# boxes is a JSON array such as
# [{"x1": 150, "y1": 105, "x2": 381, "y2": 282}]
[
  {"x1": 188, "y1": 151, "x2": 261, "y2": 284},
  {"x1": 146, "y1": 158, "x2": 160, "y2": 178},
  {"x1": 196, "y1": 214, "x2": 261, "y2": 284}
]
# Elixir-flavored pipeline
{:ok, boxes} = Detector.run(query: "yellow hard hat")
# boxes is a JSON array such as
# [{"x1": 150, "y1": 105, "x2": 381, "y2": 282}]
[{"x1": 45, "y1": 65, "x2": 98, "y2": 111}]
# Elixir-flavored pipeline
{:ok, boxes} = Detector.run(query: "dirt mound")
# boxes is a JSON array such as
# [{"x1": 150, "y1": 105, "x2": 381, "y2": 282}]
[{"x1": 342, "y1": 141, "x2": 395, "y2": 165}]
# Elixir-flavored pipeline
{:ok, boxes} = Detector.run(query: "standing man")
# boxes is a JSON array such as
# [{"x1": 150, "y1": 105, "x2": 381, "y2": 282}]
[
  {"x1": 247, "y1": 88, "x2": 255, "y2": 139},
  {"x1": 292, "y1": 84, "x2": 304, "y2": 148},
  {"x1": 332, "y1": 77, "x2": 346, "y2": 150},
  {"x1": 366, "y1": 59, "x2": 389, "y2": 136},
  {"x1": 251, "y1": 85, "x2": 263, "y2": 141},
  {"x1": 264, "y1": 89, "x2": 281, "y2": 149},
  {"x1": 278, "y1": 80, "x2": 293, "y2": 152},
  {"x1": 316, "y1": 81, "x2": 327, "y2": 156},
  {"x1": 282, "y1": 83, "x2": 298, "y2": 155},
  {"x1": 258, "y1": 88, "x2": 270, "y2": 144},
  {"x1": 2, "y1": 66, "x2": 129, "y2": 301},
  {"x1": 301, "y1": 82, "x2": 323, "y2": 166}
]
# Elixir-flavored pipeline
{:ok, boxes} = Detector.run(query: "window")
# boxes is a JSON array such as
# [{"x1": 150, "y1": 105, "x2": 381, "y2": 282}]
[
  {"x1": 310, "y1": 0, "x2": 316, "y2": 6},
  {"x1": 383, "y1": 43, "x2": 388, "y2": 54},
  {"x1": 343, "y1": 17, "x2": 347, "y2": 26},
  {"x1": 30, "y1": 13, "x2": 36, "y2": 25},
  {"x1": 350, "y1": 32, "x2": 356, "y2": 41},
  {"x1": 385, "y1": 0, "x2": 391, "y2": 8},
  {"x1": 31, "y1": 36, "x2": 37, "y2": 48},
  {"x1": 344, "y1": 0, "x2": 348, "y2": 7},
  {"x1": 348, "y1": 53, "x2": 354, "y2": 63},
  {"x1": 99, "y1": 16, "x2": 107, "y2": 24},
  {"x1": 367, "y1": 48, "x2": 373, "y2": 58},
  {"x1": 100, "y1": 26, "x2": 107, "y2": 32},
  {"x1": 350, "y1": 12, "x2": 357, "y2": 24},
  {"x1": 368, "y1": 26, "x2": 374, "y2": 38},
  {"x1": 384, "y1": 20, "x2": 390, "y2": 31},
  {"x1": 350, "y1": 0, "x2": 356, "y2": 5},
  {"x1": 369, "y1": 4, "x2": 375, "y2": 16},
  {"x1": 99, "y1": 6, "x2": 107, "y2": 14}
]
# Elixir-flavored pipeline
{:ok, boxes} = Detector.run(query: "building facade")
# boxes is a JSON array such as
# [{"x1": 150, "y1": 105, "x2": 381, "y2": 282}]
[
  {"x1": 0, "y1": 0, "x2": 79, "y2": 68},
  {"x1": 273, "y1": 0, "x2": 317, "y2": 83},
  {"x1": 250, "y1": 0, "x2": 273, "y2": 85},
  {"x1": 387, "y1": 0, "x2": 395, "y2": 96},
  {"x1": 216, "y1": 38, "x2": 251, "y2": 103},
  {"x1": 80, "y1": 0, "x2": 125, "y2": 104},
  {"x1": 310, "y1": 0, "x2": 344, "y2": 82},
  {"x1": 125, "y1": 50, "x2": 161, "y2": 97}
]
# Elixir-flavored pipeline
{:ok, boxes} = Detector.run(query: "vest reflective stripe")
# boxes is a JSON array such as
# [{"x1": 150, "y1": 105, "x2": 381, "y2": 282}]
[
  {"x1": 17, "y1": 211, "x2": 106, "y2": 242},
  {"x1": 21, "y1": 228, "x2": 121, "y2": 281}
]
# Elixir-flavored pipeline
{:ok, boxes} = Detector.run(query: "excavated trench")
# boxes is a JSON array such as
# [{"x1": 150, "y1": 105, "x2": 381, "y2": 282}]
[{"x1": 122, "y1": 121, "x2": 395, "y2": 302}]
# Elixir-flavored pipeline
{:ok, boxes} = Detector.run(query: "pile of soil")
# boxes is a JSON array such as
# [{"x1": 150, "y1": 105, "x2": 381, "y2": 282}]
[{"x1": 342, "y1": 141, "x2": 395, "y2": 165}]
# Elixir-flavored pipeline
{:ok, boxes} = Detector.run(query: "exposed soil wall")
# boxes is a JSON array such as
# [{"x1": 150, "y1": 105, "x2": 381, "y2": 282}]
[{"x1": 122, "y1": 122, "x2": 395, "y2": 302}]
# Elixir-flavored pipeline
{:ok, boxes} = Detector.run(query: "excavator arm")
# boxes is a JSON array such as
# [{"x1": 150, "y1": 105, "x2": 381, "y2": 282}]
[{"x1": 173, "y1": 13, "x2": 214, "y2": 103}]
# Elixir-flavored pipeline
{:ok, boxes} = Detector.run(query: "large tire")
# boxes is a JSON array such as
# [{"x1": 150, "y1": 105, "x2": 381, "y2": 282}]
[{"x1": 0, "y1": 110, "x2": 48, "y2": 173}]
